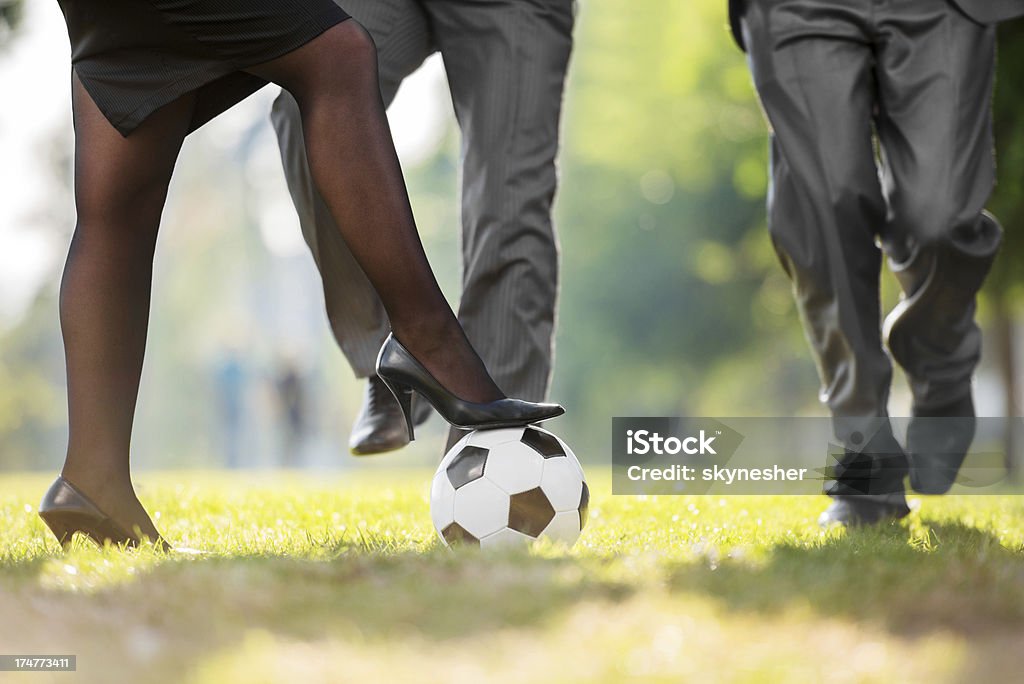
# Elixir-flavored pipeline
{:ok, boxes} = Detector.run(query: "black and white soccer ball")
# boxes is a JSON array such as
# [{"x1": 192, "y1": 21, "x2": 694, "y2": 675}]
[{"x1": 431, "y1": 426, "x2": 589, "y2": 548}]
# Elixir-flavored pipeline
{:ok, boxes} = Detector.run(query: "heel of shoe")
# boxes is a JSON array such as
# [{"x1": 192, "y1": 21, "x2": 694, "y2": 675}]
[
  {"x1": 39, "y1": 509, "x2": 139, "y2": 549},
  {"x1": 379, "y1": 376, "x2": 416, "y2": 441},
  {"x1": 38, "y1": 510, "x2": 91, "y2": 549},
  {"x1": 39, "y1": 511, "x2": 72, "y2": 548}
]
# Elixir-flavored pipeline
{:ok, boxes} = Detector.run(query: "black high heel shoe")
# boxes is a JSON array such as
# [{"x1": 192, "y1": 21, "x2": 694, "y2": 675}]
[
  {"x1": 375, "y1": 333, "x2": 565, "y2": 440},
  {"x1": 38, "y1": 476, "x2": 169, "y2": 550}
]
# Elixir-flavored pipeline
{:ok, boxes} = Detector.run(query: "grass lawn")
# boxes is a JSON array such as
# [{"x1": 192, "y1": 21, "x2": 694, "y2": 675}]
[{"x1": 2, "y1": 461, "x2": 1023, "y2": 683}]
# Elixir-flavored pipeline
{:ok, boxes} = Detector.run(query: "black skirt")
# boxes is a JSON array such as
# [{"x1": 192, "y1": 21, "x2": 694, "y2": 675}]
[{"x1": 56, "y1": 0, "x2": 350, "y2": 136}]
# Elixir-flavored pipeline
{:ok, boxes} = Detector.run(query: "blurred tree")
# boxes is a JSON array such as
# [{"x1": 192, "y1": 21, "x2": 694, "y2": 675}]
[
  {"x1": 986, "y1": 19, "x2": 1024, "y2": 470},
  {"x1": 0, "y1": 0, "x2": 24, "y2": 47},
  {"x1": 552, "y1": 0, "x2": 817, "y2": 453},
  {"x1": 0, "y1": 290, "x2": 66, "y2": 470}
]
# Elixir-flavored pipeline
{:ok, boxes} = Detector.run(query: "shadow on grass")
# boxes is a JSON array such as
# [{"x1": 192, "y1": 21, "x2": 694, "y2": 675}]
[
  {"x1": 666, "y1": 520, "x2": 1024, "y2": 637},
  {"x1": 1, "y1": 539, "x2": 635, "y2": 681},
  {"x1": 143, "y1": 547, "x2": 634, "y2": 639},
  {"x1": 4, "y1": 511, "x2": 1024, "y2": 682}
]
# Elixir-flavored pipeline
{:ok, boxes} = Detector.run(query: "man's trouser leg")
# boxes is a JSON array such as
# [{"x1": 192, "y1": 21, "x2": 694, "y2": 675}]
[
  {"x1": 425, "y1": 0, "x2": 575, "y2": 405},
  {"x1": 742, "y1": 0, "x2": 902, "y2": 493},
  {"x1": 873, "y1": 2, "x2": 999, "y2": 493},
  {"x1": 875, "y1": 1, "x2": 998, "y2": 408},
  {"x1": 420, "y1": 0, "x2": 575, "y2": 448},
  {"x1": 270, "y1": 0, "x2": 433, "y2": 377},
  {"x1": 272, "y1": 0, "x2": 574, "y2": 411}
]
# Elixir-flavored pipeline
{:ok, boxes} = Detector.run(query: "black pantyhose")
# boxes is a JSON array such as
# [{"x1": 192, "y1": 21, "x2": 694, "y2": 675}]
[{"x1": 59, "y1": 20, "x2": 501, "y2": 538}]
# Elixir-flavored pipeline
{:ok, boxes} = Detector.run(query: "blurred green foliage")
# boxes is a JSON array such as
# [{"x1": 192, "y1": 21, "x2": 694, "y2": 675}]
[
  {"x1": 989, "y1": 21, "x2": 1024, "y2": 299},
  {"x1": 551, "y1": 0, "x2": 816, "y2": 442},
  {"x1": 0, "y1": 295, "x2": 64, "y2": 465}
]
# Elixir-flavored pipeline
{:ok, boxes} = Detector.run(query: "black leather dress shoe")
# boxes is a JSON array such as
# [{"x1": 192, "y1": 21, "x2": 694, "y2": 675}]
[
  {"x1": 824, "y1": 423, "x2": 909, "y2": 497},
  {"x1": 349, "y1": 375, "x2": 430, "y2": 456},
  {"x1": 818, "y1": 493, "x2": 911, "y2": 528}
]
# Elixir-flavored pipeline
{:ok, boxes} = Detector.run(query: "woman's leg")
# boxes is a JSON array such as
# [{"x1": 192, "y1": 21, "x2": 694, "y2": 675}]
[
  {"x1": 246, "y1": 21, "x2": 503, "y2": 403},
  {"x1": 58, "y1": 74, "x2": 195, "y2": 539}
]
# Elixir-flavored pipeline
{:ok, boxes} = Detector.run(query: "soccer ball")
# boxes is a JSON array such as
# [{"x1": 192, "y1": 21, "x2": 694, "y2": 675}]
[{"x1": 430, "y1": 426, "x2": 589, "y2": 549}]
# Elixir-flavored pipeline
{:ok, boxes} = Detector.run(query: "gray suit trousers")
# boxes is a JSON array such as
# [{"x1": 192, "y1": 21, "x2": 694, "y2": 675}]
[
  {"x1": 270, "y1": 0, "x2": 575, "y2": 402},
  {"x1": 741, "y1": 0, "x2": 998, "y2": 442}
]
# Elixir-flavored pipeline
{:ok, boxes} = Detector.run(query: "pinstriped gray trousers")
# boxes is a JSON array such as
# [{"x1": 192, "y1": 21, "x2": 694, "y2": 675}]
[
  {"x1": 270, "y1": 0, "x2": 575, "y2": 402},
  {"x1": 741, "y1": 0, "x2": 999, "y2": 447}
]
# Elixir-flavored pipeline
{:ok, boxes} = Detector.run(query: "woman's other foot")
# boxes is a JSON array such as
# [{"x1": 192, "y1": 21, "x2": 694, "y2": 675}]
[{"x1": 40, "y1": 472, "x2": 165, "y2": 548}]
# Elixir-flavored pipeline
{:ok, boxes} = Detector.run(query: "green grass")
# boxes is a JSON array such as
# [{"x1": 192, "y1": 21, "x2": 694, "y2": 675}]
[{"x1": 2, "y1": 464, "x2": 1023, "y2": 683}]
